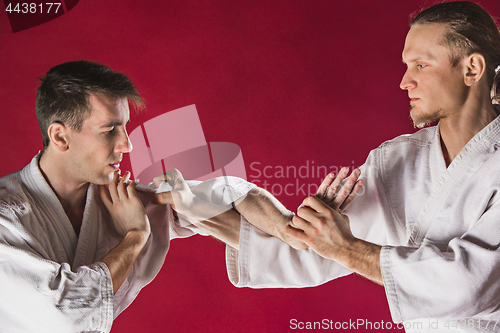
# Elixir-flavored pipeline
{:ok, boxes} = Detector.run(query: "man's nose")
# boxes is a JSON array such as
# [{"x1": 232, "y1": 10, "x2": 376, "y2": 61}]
[
  {"x1": 116, "y1": 129, "x2": 133, "y2": 153},
  {"x1": 400, "y1": 69, "x2": 416, "y2": 90}
]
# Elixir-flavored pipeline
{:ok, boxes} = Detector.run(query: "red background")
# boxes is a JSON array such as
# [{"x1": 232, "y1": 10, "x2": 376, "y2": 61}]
[{"x1": 1, "y1": 1, "x2": 499, "y2": 332}]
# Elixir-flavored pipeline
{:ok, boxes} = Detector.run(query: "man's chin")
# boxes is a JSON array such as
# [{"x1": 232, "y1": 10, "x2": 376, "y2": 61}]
[
  {"x1": 105, "y1": 172, "x2": 116, "y2": 184},
  {"x1": 92, "y1": 172, "x2": 115, "y2": 186},
  {"x1": 410, "y1": 109, "x2": 440, "y2": 129}
]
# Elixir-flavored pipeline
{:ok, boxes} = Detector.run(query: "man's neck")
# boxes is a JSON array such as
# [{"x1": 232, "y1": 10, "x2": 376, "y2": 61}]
[
  {"x1": 439, "y1": 98, "x2": 498, "y2": 166},
  {"x1": 38, "y1": 150, "x2": 89, "y2": 236}
]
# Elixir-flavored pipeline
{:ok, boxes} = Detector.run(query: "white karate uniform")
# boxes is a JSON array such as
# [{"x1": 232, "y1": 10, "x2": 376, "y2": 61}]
[
  {"x1": 226, "y1": 116, "x2": 500, "y2": 332},
  {"x1": 0, "y1": 154, "x2": 254, "y2": 333}
]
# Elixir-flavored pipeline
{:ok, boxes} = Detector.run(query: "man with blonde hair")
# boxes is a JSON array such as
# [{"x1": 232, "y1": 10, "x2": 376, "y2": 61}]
[{"x1": 165, "y1": 2, "x2": 500, "y2": 332}]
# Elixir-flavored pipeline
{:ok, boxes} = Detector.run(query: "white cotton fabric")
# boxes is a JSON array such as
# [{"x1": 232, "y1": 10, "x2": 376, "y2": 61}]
[
  {"x1": 156, "y1": 176, "x2": 255, "y2": 227},
  {"x1": 226, "y1": 116, "x2": 500, "y2": 333},
  {"x1": 0, "y1": 154, "x2": 254, "y2": 333}
]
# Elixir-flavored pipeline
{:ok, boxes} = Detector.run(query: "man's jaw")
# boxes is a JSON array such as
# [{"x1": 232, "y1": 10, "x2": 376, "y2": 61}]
[{"x1": 410, "y1": 105, "x2": 442, "y2": 129}]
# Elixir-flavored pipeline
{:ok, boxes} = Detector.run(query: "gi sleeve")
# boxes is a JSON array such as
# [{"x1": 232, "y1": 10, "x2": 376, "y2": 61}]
[
  {"x1": 226, "y1": 150, "x2": 389, "y2": 288},
  {"x1": 226, "y1": 216, "x2": 352, "y2": 288},
  {"x1": 158, "y1": 176, "x2": 256, "y2": 239}
]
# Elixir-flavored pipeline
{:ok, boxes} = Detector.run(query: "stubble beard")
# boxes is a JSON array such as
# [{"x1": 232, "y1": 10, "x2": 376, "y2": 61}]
[{"x1": 410, "y1": 104, "x2": 441, "y2": 129}]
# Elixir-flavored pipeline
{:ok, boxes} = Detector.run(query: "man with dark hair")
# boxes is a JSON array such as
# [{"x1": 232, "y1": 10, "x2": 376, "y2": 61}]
[
  {"x1": 0, "y1": 60, "x2": 169, "y2": 332},
  {"x1": 0, "y1": 59, "x2": 361, "y2": 332},
  {"x1": 167, "y1": 1, "x2": 500, "y2": 331},
  {"x1": 36, "y1": 60, "x2": 144, "y2": 149},
  {"x1": 0, "y1": 60, "x2": 260, "y2": 332}
]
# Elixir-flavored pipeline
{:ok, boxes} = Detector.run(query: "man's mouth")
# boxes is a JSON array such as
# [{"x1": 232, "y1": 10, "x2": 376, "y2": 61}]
[{"x1": 109, "y1": 163, "x2": 120, "y2": 170}]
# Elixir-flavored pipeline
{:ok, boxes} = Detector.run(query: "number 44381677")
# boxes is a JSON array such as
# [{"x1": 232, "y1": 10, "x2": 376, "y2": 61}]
[{"x1": 5, "y1": 3, "x2": 62, "y2": 14}]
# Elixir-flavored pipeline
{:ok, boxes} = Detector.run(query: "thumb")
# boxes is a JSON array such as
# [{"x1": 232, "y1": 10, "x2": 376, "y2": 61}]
[{"x1": 167, "y1": 168, "x2": 187, "y2": 189}]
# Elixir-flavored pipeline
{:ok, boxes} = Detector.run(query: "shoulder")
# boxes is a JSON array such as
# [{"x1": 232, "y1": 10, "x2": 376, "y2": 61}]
[
  {"x1": 377, "y1": 126, "x2": 436, "y2": 150},
  {"x1": 0, "y1": 170, "x2": 26, "y2": 201},
  {"x1": 367, "y1": 126, "x2": 436, "y2": 161},
  {"x1": 360, "y1": 126, "x2": 436, "y2": 178},
  {"x1": 0, "y1": 168, "x2": 31, "y2": 219},
  {"x1": 0, "y1": 171, "x2": 32, "y2": 247}
]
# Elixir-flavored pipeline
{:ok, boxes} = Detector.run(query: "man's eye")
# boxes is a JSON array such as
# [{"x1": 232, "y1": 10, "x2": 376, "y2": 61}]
[
  {"x1": 417, "y1": 64, "x2": 427, "y2": 69},
  {"x1": 106, "y1": 127, "x2": 115, "y2": 134}
]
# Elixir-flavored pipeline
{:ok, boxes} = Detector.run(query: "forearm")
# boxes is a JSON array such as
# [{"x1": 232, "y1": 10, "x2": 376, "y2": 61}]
[
  {"x1": 234, "y1": 187, "x2": 307, "y2": 249},
  {"x1": 234, "y1": 187, "x2": 294, "y2": 241},
  {"x1": 337, "y1": 239, "x2": 383, "y2": 285},
  {"x1": 101, "y1": 230, "x2": 149, "y2": 294},
  {"x1": 179, "y1": 186, "x2": 302, "y2": 250},
  {"x1": 190, "y1": 209, "x2": 241, "y2": 250}
]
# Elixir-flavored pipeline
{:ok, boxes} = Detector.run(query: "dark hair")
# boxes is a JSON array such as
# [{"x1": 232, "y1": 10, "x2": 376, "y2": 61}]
[
  {"x1": 36, "y1": 60, "x2": 144, "y2": 148},
  {"x1": 411, "y1": 1, "x2": 500, "y2": 104}
]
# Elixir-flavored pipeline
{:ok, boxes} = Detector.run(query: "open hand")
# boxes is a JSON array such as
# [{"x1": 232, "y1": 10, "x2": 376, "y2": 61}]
[
  {"x1": 99, "y1": 170, "x2": 151, "y2": 238},
  {"x1": 316, "y1": 167, "x2": 363, "y2": 213}
]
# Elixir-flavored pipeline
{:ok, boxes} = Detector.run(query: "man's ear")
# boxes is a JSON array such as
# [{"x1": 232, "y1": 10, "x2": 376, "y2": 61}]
[
  {"x1": 47, "y1": 122, "x2": 70, "y2": 151},
  {"x1": 464, "y1": 53, "x2": 486, "y2": 87}
]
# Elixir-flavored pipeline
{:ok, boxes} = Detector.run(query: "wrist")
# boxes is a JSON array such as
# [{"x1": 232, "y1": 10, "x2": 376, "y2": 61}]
[
  {"x1": 124, "y1": 229, "x2": 150, "y2": 247},
  {"x1": 275, "y1": 212, "x2": 293, "y2": 240},
  {"x1": 331, "y1": 236, "x2": 359, "y2": 267}
]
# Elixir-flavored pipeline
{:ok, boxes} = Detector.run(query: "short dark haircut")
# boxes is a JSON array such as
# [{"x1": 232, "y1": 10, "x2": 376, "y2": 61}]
[
  {"x1": 411, "y1": 1, "x2": 500, "y2": 103},
  {"x1": 36, "y1": 60, "x2": 144, "y2": 149}
]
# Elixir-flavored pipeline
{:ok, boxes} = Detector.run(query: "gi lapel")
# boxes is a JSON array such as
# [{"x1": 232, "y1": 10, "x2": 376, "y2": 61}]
[{"x1": 408, "y1": 116, "x2": 500, "y2": 246}]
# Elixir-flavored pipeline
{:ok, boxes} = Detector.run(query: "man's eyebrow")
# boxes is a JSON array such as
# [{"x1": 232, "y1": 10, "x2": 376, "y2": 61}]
[
  {"x1": 402, "y1": 52, "x2": 436, "y2": 64},
  {"x1": 402, "y1": 57, "x2": 423, "y2": 64},
  {"x1": 100, "y1": 119, "x2": 130, "y2": 128}
]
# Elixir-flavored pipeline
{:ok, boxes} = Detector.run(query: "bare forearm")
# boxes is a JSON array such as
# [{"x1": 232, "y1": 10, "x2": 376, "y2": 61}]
[
  {"x1": 191, "y1": 209, "x2": 241, "y2": 250},
  {"x1": 234, "y1": 187, "x2": 307, "y2": 249},
  {"x1": 235, "y1": 188, "x2": 292, "y2": 239},
  {"x1": 101, "y1": 230, "x2": 149, "y2": 294},
  {"x1": 181, "y1": 187, "x2": 303, "y2": 250},
  {"x1": 337, "y1": 239, "x2": 383, "y2": 285}
]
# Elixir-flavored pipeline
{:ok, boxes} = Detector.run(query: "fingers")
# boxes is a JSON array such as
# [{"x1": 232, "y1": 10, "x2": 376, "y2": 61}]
[
  {"x1": 153, "y1": 169, "x2": 186, "y2": 189},
  {"x1": 331, "y1": 168, "x2": 361, "y2": 209},
  {"x1": 117, "y1": 171, "x2": 130, "y2": 199},
  {"x1": 291, "y1": 214, "x2": 311, "y2": 230},
  {"x1": 316, "y1": 167, "x2": 348, "y2": 202},
  {"x1": 126, "y1": 178, "x2": 137, "y2": 198},
  {"x1": 316, "y1": 168, "x2": 363, "y2": 213},
  {"x1": 301, "y1": 196, "x2": 331, "y2": 215},
  {"x1": 338, "y1": 179, "x2": 363, "y2": 213},
  {"x1": 167, "y1": 168, "x2": 188, "y2": 191},
  {"x1": 153, "y1": 173, "x2": 168, "y2": 188},
  {"x1": 108, "y1": 170, "x2": 120, "y2": 203},
  {"x1": 106, "y1": 170, "x2": 138, "y2": 205},
  {"x1": 296, "y1": 204, "x2": 320, "y2": 223},
  {"x1": 284, "y1": 224, "x2": 307, "y2": 241}
]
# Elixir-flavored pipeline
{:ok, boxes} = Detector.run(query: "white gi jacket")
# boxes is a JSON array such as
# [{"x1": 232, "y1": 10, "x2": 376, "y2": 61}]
[
  {"x1": 0, "y1": 154, "x2": 254, "y2": 333},
  {"x1": 226, "y1": 116, "x2": 500, "y2": 333}
]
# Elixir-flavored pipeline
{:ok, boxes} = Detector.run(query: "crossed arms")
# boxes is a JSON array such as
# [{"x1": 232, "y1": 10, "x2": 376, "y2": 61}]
[{"x1": 150, "y1": 166, "x2": 383, "y2": 284}]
